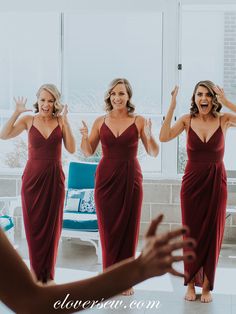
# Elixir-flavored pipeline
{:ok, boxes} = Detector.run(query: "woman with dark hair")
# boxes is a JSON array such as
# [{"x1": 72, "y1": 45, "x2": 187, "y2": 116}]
[
  {"x1": 159, "y1": 80, "x2": 236, "y2": 303},
  {"x1": 80, "y1": 78, "x2": 159, "y2": 295},
  {"x1": 0, "y1": 84, "x2": 76, "y2": 284}
]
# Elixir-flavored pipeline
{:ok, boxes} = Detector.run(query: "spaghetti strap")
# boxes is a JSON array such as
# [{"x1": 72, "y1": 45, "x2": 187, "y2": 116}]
[
  {"x1": 31, "y1": 116, "x2": 34, "y2": 127},
  {"x1": 187, "y1": 115, "x2": 192, "y2": 134},
  {"x1": 103, "y1": 115, "x2": 107, "y2": 122},
  {"x1": 134, "y1": 115, "x2": 138, "y2": 123},
  {"x1": 219, "y1": 115, "x2": 222, "y2": 127},
  {"x1": 189, "y1": 115, "x2": 192, "y2": 127}
]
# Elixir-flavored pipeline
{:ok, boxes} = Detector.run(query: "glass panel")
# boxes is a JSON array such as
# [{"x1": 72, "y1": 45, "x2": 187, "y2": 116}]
[
  {"x1": 63, "y1": 11, "x2": 163, "y2": 114},
  {"x1": 179, "y1": 10, "x2": 224, "y2": 114},
  {"x1": 63, "y1": 10, "x2": 163, "y2": 173},
  {"x1": 0, "y1": 12, "x2": 61, "y2": 108},
  {"x1": 0, "y1": 12, "x2": 60, "y2": 169},
  {"x1": 178, "y1": 7, "x2": 236, "y2": 175}
]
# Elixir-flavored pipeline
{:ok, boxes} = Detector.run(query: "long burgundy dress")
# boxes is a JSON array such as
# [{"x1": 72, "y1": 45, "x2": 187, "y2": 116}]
[
  {"x1": 21, "y1": 118, "x2": 65, "y2": 282},
  {"x1": 95, "y1": 117, "x2": 143, "y2": 269},
  {"x1": 181, "y1": 119, "x2": 227, "y2": 290}
]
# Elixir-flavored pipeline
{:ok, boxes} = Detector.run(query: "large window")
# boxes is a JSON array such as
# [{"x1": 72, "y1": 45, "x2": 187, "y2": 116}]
[
  {"x1": 1, "y1": 1, "x2": 234, "y2": 177},
  {"x1": 178, "y1": 4, "x2": 236, "y2": 174},
  {"x1": 0, "y1": 12, "x2": 61, "y2": 170},
  {"x1": 63, "y1": 10, "x2": 163, "y2": 173},
  {"x1": 0, "y1": 9, "x2": 163, "y2": 175}
]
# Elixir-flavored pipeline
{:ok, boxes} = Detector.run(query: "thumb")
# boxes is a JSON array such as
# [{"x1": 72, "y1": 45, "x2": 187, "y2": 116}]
[
  {"x1": 145, "y1": 214, "x2": 163, "y2": 237},
  {"x1": 82, "y1": 120, "x2": 87, "y2": 128}
]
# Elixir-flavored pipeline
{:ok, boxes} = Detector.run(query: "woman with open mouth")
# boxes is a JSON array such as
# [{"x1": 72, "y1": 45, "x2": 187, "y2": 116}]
[
  {"x1": 0, "y1": 84, "x2": 76, "y2": 284},
  {"x1": 159, "y1": 80, "x2": 236, "y2": 303}
]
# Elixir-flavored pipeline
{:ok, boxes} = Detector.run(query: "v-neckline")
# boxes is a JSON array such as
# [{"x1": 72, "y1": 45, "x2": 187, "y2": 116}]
[
  {"x1": 190, "y1": 125, "x2": 221, "y2": 144},
  {"x1": 31, "y1": 124, "x2": 59, "y2": 140},
  {"x1": 103, "y1": 122, "x2": 136, "y2": 139}
]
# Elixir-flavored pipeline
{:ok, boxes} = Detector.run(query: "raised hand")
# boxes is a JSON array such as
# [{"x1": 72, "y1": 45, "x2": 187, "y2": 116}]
[
  {"x1": 170, "y1": 86, "x2": 179, "y2": 109},
  {"x1": 60, "y1": 104, "x2": 69, "y2": 123},
  {"x1": 213, "y1": 86, "x2": 227, "y2": 105},
  {"x1": 139, "y1": 214, "x2": 196, "y2": 279},
  {"x1": 144, "y1": 118, "x2": 152, "y2": 140},
  {"x1": 13, "y1": 97, "x2": 31, "y2": 114},
  {"x1": 80, "y1": 120, "x2": 89, "y2": 139}
]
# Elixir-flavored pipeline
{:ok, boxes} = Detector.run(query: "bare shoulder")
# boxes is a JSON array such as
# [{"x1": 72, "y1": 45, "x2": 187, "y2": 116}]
[
  {"x1": 133, "y1": 115, "x2": 145, "y2": 134},
  {"x1": 21, "y1": 115, "x2": 34, "y2": 130},
  {"x1": 220, "y1": 112, "x2": 235, "y2": 127},
  {"x1": 134, "y1": 115, "x2": 145, "y2": 125},
  {"x1": 181, "y1": 114, "x2": 190, "y2": 123},
  {"x1": 180, "y1": 114, "x2": 191, "y2": 128},
  {"x1": 93, "y1": 115, "x2": 105, "y2": 130},
  {"x1": 220, "y1": 112, "x2": 231, "y2": 121}
]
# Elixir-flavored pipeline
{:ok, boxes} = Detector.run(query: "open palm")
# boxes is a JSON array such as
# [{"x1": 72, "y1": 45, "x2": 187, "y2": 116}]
[{"x1": 14, "y1": 97, "x2": 31, "y2": 114}]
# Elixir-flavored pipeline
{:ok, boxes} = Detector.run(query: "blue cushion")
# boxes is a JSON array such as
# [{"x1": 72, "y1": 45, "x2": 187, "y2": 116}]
[
  {"x1": 0, "y1": 215, "x2": 14, "y2": 232},
  {"x1": 63, "y1": 213, "x2": 98, "y2": 231},
  {"x1": 63, "y1": 219, "x2": 98, "y2": 231},
  {"x1": 68, "y1": 162, "x2": 98, "y2": 190},
  {"x1": 65, "y1": 189, "x2": 96, "y2": 213},
  {"x1": 79, "y1": 189, "x2": 96, "y2": 213},
  {"x1": 65, "y1": 189, "x2": 85, "y2": 212}
]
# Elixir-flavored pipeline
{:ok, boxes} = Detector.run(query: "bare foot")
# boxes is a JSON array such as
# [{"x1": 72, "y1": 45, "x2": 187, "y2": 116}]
[
  {"x1": 45, "y1": 280, "x2": 56, "y2": 286},
  {"x1": 184, "y1": 284, "x2": 196, "y2": 301},
  {"x1": 36, "y1": 281, "x2": 43, "y2": 286},
  {"x1": 38, "y1": 280, "x2": 56, "y2": 286},
  {"x1": 201, "y1": 273, "x2": 212, "y2": 303},
  {"x1": 122, "y1": 288, "x2": 134, "y2": 296},
  {"x1": 201, "y1": 290, "x2": 212, "y2": 303}
]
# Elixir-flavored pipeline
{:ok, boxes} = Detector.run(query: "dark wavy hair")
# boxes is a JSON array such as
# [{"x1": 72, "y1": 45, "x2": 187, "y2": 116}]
[
  {"x1": 190, "y1": 80, "x2": 222, "y2": 117},
  {"x1": 104, "y1": 78, "x2": 135, "y2": 113}
]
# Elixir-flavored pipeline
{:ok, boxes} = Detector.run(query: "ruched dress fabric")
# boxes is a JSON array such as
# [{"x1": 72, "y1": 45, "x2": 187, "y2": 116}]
[
  {"x1": 95, "y1": 121, "x2": 143, "y2": 269},
  {"x1": 181, "y1": 123, "x2": 227, "y2": 290},
  {"x1": 21, "y1": 123, "x2": 65, "y2": 282}
]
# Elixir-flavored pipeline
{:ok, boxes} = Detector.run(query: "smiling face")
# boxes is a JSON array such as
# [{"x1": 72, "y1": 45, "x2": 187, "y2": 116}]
[
  {"x1": 109, "y1": 83, "x2": 129, "y2": 111},
  {"x1": 37, "y1": 89, "x2": 55, "y2": 117},
  {"x1": 194, "y1": 85, "x2": 213, "y2": 116}
]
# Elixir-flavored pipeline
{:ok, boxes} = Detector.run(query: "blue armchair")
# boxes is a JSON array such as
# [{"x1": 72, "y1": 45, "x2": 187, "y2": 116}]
[
  {"x1": 0, "y1": 197, "x2": 20, "y2": 244},
  {"x1": 61, "y1": 161, "x2": 101, "y2": 263}
]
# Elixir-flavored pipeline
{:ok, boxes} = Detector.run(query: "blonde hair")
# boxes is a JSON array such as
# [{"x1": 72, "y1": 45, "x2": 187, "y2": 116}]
[
  {"x1": 33, "y1": 84, "x2": 63, "y2": 116},
  {"x1": 190, "y1": 80, "x2": 222, "y2": 117},
  {"x1": 104, "y1": 78, "x2": 135, "y2": 113}
]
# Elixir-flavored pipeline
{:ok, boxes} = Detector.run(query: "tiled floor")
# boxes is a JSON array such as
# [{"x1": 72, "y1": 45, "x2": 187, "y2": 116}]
[{"x1": 1, "y1": 238, "x2": 236, "y2": 313}]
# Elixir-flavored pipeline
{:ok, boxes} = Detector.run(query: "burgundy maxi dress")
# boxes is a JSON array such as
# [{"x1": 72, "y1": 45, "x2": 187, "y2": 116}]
[
  {"x1": 95, "y1": 117, "x2": 143, "y2": 269},
  {"x1": 181, "y1": 119, "x2": 227, "y2": 290},
  {"x1": 21, "y1": 118, "x2": 65, "y2": 282}
]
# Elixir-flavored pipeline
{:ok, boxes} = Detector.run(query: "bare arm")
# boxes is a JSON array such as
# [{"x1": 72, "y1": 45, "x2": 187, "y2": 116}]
[
  {"x1": 80, "y1": 117, "x2": 102, "y2": 157},
  {"x1": 60, "y1": 105, "x2": 76, "y2": 154},
  {"x1": 159, "y1": 87, "x2": 186, "y2": 142},
  {"x1": 138, "y1": 117, "x2": 159, "y2": 157},
  {"x1": 214, "y1": 86, "x2": 236, "y2": 127},
  {"x1": 214, "y1": 85, "x2": 236, "y2": 113},
  {"x1": 0, "y1": 215, "x2": 195, "y2": 313},
  {"x1": 0, "y1": 97, "x2": 32, "y2": 139}
]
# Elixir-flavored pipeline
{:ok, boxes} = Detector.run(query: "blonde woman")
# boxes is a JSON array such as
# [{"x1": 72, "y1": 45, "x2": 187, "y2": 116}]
[
  {"x1": 0, "y1": 84, "x2": 76, "y2": 284},
  {"x1": 80, "y1": 78, "x2": 159, "y2": 295}
]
